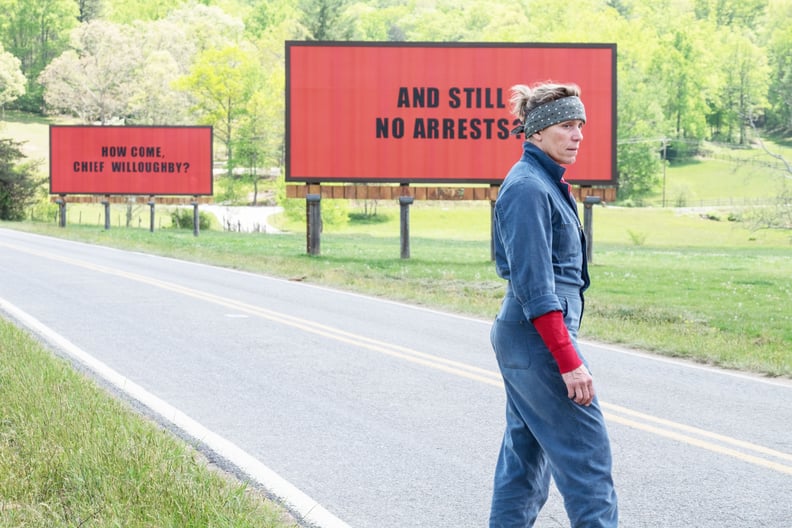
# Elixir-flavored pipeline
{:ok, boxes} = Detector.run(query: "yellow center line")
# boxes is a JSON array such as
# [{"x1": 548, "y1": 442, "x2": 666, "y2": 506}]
[
  {"x1": 603, "y1": 412, "x2": 792, "y2": 476},
  {"x1": 4, "y1": 240, "x2": 791, "y2": 475},
  {"x1": 601, "y1": 402, "x2": 792, "y2": 463}
]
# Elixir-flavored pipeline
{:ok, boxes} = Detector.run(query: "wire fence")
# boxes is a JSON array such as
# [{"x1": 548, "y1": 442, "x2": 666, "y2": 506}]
[
  {"x1": 641, "y1": 196, "x2": 784, "y2": 209},
  {"x1": 702, "y1": 152, "x2": 790, "y2": 172}
]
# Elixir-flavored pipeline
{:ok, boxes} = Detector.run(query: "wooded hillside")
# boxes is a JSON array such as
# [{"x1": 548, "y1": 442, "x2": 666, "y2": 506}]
[{"x1": 0, "y1": 0, "x2": 790, "y2": 200}]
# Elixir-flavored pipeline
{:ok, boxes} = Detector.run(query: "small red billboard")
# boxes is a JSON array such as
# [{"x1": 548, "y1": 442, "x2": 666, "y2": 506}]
[
  {"x1": 286, "y1": 42, "x2": 616, "y2": 186},
  {"x1": 50, "y1": 126, "x2": 213, "y2": 195}
]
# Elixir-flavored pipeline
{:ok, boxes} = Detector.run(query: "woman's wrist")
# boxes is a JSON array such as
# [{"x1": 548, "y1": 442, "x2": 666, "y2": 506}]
[{"x1": 532, "y1": 310, "x2": 582, "y2": 373}]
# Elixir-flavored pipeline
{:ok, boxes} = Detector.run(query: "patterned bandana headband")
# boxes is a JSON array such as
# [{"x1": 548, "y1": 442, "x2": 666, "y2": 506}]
[{"x1": 510, "y1": 96, "x2": 587, "y2": 137}]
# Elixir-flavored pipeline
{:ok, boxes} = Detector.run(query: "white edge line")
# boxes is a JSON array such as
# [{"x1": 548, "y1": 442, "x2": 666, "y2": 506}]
[{"x1": 0, "y1": 297, "x2": 352, "y2": 528}]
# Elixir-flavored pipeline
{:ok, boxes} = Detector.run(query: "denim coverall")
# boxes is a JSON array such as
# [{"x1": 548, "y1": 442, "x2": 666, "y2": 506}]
[{"x1": 489, "y1": 142, "x2": 618, "y2": 527}]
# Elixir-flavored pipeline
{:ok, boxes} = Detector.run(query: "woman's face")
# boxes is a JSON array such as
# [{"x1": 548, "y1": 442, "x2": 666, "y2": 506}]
[{"x1": 530, "y1": 120, "x2": 585, "y2": 165}]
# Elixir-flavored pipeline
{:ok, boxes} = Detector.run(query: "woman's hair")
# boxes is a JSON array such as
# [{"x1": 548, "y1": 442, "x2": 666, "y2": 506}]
[{"x1": 509, "y1": 82, "x2": 581, "y2": 123}]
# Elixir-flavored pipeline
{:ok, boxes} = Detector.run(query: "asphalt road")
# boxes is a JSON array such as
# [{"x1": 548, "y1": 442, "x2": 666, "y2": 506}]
[{"x1": 1, "y1": 227, "x2": 790, "y2": 528}]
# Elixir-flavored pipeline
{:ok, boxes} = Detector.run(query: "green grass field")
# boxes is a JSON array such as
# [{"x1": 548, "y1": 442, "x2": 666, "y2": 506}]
[{"x1": 658, "y1": 138, "x2": 792, "y2": 206}]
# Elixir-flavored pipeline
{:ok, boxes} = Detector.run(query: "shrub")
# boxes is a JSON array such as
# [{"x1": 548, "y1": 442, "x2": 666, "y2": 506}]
[
  {"x1": 0, "y1": 138, "x2": 43, "y2": 221},
  {"x1": 274, "y1": 174, "x2": 349, "y2": 229},
  {"x1": 627, "y1": 229, "x2": 648, "y2": 245},
  {"x1": 170, "y1": 208, "x2": 212, "y2": 230},
  {"x1": 28, "y1": 194, "x2": 59, "y2": 222}
]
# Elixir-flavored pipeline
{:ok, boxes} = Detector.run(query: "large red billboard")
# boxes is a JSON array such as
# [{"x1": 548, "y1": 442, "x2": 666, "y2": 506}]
[
  {"x1": 50, "y1": 126, "x2": 213, "y2": 195},
  {"x1": 286, "y1": 42, "x2": 616, "y2": 185}
]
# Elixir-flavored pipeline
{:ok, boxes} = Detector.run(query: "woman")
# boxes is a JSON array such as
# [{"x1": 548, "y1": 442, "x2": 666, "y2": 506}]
[{"x1": 489, "y1": 82, "x2": 618, "y2": 527}]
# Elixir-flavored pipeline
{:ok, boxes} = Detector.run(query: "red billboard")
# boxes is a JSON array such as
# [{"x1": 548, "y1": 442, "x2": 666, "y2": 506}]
[
  {"x1": 286, "y1": 42, "x2": 616, "y2": 185},
  {"x1": 50, "y1": 126, "x2": 213, "y2": 195}
]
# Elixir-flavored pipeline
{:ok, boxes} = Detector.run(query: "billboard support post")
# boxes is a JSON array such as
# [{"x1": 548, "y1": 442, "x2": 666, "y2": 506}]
[
  {"x1": 101, "y1": 195, "x2": 111, "y2": 230},
  {"x1": 191, "y1": 196, "x2": 200, "y2": 237},
  {"x1": 399, "y1": 194, "x2": 414, "y2": 259},
  {"x1": 148, "y1": 196, "x2": 156, "y2": 232},
  {"x1": 583, "y1": 195, "x2": 601, "y2": 263},
  {"x1": 306, "y1": 193, "x2": 322, "y2": 255},
  {"x1": 56, "y1": 195, "x2": 67, "y2": 227}
]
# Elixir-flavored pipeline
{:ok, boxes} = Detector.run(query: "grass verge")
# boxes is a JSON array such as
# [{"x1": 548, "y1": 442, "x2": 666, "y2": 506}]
[{"x1": 0, "y1": 319, "x2": 298, "y2": 527}]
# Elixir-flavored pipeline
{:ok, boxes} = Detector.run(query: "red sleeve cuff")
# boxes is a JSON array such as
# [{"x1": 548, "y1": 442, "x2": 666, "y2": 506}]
[{"x1": 532, "y1": 311, "x2": 582, "y2": 373}]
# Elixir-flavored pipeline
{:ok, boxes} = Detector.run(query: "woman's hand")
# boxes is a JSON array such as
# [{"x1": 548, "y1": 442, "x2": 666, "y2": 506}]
[{"x1": 561, "y1": 364, "x2": 595, "y2": 406}]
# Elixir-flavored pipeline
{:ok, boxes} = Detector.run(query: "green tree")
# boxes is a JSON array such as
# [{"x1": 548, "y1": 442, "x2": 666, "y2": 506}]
[
  {"x1": 77, "y1": 0, "x2": 104, "y2": 22},
  {"x1": 176, "y1": 44, "x2": 262, "y2": 177},
  {"x1": 124, "y1": 5, "x2": 245, "y2": 124},
  {"x1": 716, "y1": 30, "x2": 770, "y2": 143},
  {"x1": 764, "y1": 0, "x2": 792, "y2": 132},
  {"x1": 0, "y1": 0, "x2": 79, "y2": 111},
  {"x1": 164, "y1": 3, "x2": 245, "y2": 53},
  {"x1": 615, "y1": 73, "x2": 667, "y2": 200},
  {"x1": 346, "y1": 1, "x2": 409, "y2": 41},
  {"x1": 688, "y1": 0, "x2": 773, "y2": 143},
  {"x1": 38, "y1": 20, "x2": 140, "y2": 123},
  {"x1": 614, "y1": 31, "x2": 667, "y2": 201},
  {"x1": 125, "y1": 18, "x2": 196, "y2": 125},
  {"x1": 232, "y1": 86, "x2": 281, "y2": 204},
  {"x1": 298, "y1": 0, "x2": 355, "y2": 40},
  {"x1": 650, "y1": 26, "x2": 713, "y2": 140},
  {"x1": 693, "y1": 0, "x2": 767, "y2": 27},
  {"x1": 401, "y1": 0, "x2": 474, "y2": 41},
  {"x1": 233, "y1": 48, "x2": 286, "y2": 205},
  {"x1": 103, "y1": 0, "x2": 182, "y2": 23},
  {"x1": 0, "y1": 138, "x2": 42, "y2": 220},
  {"x1": 246, "y1": 0, "x2": 301, "y2": 39},
  {"x1": 0, "y1": 43, "x2": 26, "y2": 114},
  {"x1": 126, "y1": 48, "x2": 192, "y2": 125},
  {"x1": 237, "y1": 5, "x2": 307, "y2": 205}
]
